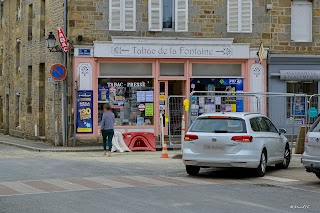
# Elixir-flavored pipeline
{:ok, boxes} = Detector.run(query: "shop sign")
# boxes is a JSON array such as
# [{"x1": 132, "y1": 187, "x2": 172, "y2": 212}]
[
  {"x1": 76, "y1": 90, "x2": 93, "y2": 134},
  {"x1": 94, "y1": 43, "x2": 250, "y2": 59},
  {"x1": 280, "y1": 70, "x2": 320, "y2": 80},
  {"x1": 105, "y1": 81, "x2": 146, "y2": 87},
  {"x1": 57, "y1": 27, "x2": 68, "y2": 53}
]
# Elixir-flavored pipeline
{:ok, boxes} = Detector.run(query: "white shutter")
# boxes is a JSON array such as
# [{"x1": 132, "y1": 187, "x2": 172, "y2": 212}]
[
  {"x1": 124, "y1": 0, "x2": 136, "y2": 31},
  {"x1": 291, "y1": 1, "x2": 312, "y2": 42},
  {"x1": 227, "y1": 0, "x2": 239, "y2": 32},
  {"x1": 148, "y1": 0, "x2": 162, "y2": 31},
  {"x1": 109, "y1": 0, "x2": 122, "y2": 31},
  {"x1": 175, "y1": 0, "x2": 188, "y2": 32},
  {"x1": 241, "y1": 0, "x2": 252, "y2": 32}
]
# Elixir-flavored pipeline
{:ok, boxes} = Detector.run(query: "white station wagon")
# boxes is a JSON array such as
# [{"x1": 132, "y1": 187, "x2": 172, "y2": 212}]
[{"x1": 183, "y1": 112, "x2": 291, "y2": 177}]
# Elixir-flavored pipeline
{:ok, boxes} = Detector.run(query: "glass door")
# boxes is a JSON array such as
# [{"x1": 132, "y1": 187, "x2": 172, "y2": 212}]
[{"x1": 159, "y1": 81, "x2": 168, "y2": 135}]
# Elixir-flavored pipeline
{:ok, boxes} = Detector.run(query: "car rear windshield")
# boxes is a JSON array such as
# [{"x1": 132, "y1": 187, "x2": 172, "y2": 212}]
[
  {"x1": 189, "y1": 117, "x2": 247, "y2": 133},
  {"x1": 311, "y1": 116, "x2": 320, "y2": 132}
]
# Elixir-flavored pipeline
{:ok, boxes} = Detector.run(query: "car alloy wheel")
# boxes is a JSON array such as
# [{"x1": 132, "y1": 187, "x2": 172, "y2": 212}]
[
  {"x1": 275, "y1": 146, "x2": 291, "y2": 169},
  {"x1": 255, "y1": 150, "x2": 267, "y2": 177}
]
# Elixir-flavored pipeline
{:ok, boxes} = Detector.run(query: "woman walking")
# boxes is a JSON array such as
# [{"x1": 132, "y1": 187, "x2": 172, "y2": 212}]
[{"x1": 100, "y1": 103, "x2": 115, "y2": 157}]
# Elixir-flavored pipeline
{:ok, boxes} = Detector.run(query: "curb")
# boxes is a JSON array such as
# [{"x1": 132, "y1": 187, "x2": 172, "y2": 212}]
[{"x1": 0, "y1": 140, "x2": 102, "y2": 152}]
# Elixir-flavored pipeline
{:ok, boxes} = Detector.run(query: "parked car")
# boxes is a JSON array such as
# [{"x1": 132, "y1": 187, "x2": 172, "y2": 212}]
[
  {"x1": 302, "y1": 116, "x2": 320, "y2": 179},
  {"x1": 182, "y1": 112, "x2": 291, "y2": 177}
]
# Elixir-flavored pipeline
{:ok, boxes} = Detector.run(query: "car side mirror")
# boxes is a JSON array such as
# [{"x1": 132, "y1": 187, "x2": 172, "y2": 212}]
[{"x1": 279, "y1": 128, "x2": 286, "y2": 134}]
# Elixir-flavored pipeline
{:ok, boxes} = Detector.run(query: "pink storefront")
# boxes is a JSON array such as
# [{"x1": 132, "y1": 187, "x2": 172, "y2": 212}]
[{"x1": 73, "y1": 37, "x2": 267, "y2": 140}]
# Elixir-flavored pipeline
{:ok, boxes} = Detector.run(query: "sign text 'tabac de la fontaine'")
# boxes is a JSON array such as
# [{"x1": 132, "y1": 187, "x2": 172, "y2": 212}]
[{"x1": 94, "y1": 43, "x2": 250, "y2": 59}]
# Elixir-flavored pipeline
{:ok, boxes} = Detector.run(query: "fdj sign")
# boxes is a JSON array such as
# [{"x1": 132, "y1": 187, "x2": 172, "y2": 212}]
[{"x1": 76, "y1": 90, "x2": 93, "y2": 134}]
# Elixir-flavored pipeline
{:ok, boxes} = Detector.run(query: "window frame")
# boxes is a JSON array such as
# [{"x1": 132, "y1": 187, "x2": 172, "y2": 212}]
[
  {"x1": 109, "y1": 0, "x2": 136, "y2": 31},
  {"x1": 227, "y1": 0, "x2": 253, "y2": 33},
  {"x1": 291, "y1": 0, "x2": 313, "y2": 42}
]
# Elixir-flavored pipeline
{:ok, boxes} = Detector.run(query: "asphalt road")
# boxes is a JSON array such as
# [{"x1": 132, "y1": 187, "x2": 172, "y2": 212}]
[{"x1": 0, "y1": 144, "x2": 319, "y2": 213}]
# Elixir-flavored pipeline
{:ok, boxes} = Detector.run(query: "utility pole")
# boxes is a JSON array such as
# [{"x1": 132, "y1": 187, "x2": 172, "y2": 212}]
[{"x1": 62, "y1": 0, "x2": 68, "y2": 146}]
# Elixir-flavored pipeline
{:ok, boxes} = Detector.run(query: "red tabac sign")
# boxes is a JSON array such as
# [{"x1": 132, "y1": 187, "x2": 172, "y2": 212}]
[{"x1": 57, "y1": 27, "x2": 68, "y2": 53}]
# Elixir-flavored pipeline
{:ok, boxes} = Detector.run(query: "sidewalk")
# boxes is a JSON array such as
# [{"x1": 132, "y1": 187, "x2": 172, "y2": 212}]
[{"x1": 0, "y1": 134, "x2": 102, "y2": 152}]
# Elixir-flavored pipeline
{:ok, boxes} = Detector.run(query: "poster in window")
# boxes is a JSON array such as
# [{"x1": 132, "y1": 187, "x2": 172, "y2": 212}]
[
  {"x1": 291, "y1": 97, "x2": 306, "y2": 116},
  {"x1": 145, "y1": 91, "x2": 154, "y2": 102},
  {"x1": 137, "y1": 91, "x2": 146, "y2": 102},
  {"x1": 76, "y1": 90, "x2": 93, "y2": 134},
  {"x1": 98, "y1": 86, "x2": 109, "y2": 101}
]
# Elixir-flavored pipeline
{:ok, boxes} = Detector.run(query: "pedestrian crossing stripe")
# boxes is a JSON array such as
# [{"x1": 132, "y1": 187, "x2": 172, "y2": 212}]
[{"x1": 0, "y1": 175, "x2": 299, "y2": 197}]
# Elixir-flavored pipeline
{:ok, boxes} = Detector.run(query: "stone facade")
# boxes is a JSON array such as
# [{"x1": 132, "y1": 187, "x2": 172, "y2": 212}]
[
  {"x1": 0, "y1": 0, "x2": 68, "y2": 144},
  {"x1": 69, "y1": 0, "x2": 320, "y2": 54},
  {"x1": 1, "y1": 0, "x2": 320, "y2": 144}
]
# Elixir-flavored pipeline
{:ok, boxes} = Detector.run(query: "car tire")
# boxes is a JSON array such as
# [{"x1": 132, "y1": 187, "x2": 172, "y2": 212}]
[
  {"x1": 316, "y1": 173, "x2": 320, "y2": 180},
  {"x1": 275, "y1": 145, "x2": 291, "y2": 169},
  {"x1": 255, "y1": 150, "x2": 267, "y2": 177},
  {"x1": 186, "y1": 165, "x2": 200, "y2": 176}
]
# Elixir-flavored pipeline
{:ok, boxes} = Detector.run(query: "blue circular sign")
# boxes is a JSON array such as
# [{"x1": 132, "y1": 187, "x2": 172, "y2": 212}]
[
  {"x1": 50, "y1": 64, "x2": 67, "y2": 81},
  {"x1": 308, "y1": 107, "x2": 318, "y2": 118}
]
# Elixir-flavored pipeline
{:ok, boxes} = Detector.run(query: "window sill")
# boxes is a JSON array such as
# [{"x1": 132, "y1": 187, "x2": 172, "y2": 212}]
[{"x1": 291, "y1": 40, "x2": 313, "y2": 43}]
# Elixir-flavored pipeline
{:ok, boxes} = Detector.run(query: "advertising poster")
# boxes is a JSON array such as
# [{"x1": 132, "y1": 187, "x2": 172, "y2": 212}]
[
  {"x1": 291, "y1": 97, "x2": 306, "y2": 116},
  {"x1": 76, "y1": 90, "x2": 93, "y2": 134},
  {"x1": 145, "y1": 103, "x2": 154, "y2": 116},
  {"x1": 98, "y1": 86, "x2": 109, "y2": 101}
]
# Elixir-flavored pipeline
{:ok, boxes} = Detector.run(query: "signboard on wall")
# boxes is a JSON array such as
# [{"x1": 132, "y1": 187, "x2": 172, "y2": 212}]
[
  {"x1": 280, "y1": 70, "x2": 320, "y2": 80},
  {"x1": 76, "y1": 90, "x2": 93, "y2": 134},
  {"x1": 94, "y1": 42, "x2": 250, "y2": 59}
]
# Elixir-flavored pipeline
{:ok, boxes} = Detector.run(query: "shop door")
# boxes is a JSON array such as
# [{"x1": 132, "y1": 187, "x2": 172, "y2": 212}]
[{"x1": 158, "y1": 81, "x2": 185, "y2": 136}]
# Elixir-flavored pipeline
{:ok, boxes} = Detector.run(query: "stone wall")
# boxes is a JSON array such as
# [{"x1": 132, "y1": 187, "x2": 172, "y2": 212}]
[{"x1": 69, "y1": 0, "x2": 320, "y2": 54}]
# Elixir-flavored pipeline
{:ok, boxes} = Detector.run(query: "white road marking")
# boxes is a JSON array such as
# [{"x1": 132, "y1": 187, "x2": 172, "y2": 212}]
[
  {"x1": 43, "y1": 179, "x2": 89, "y2": 191},
  {"x1": 85, "y1": 176, "x2": 134, "y2": 188},
  {"x1": 260, "y1": 176, "x2": 298, "y2": 182},
  {"x1": 128, "y1": 176, "x2": 175, "y2": 186},
  {"x1": 1, "y1": 181, "x2": 43, "y2": 194}
]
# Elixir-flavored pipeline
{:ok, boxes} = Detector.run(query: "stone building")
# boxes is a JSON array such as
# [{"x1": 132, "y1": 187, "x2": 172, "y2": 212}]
[
  {"x1": 1, "y1": 0, "x2": 320, "y2": 144},
  {"x1": 0, "y1": 0, "x2": 69, "y2": 145}
]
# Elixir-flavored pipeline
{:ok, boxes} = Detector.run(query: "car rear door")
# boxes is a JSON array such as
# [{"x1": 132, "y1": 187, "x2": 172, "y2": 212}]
[
  {"x1": 185, "y1": 116, "x2": 250, "y2": 159},
  {"x1": 255, "y1": 117, "x2": 282, "y2": 162}
]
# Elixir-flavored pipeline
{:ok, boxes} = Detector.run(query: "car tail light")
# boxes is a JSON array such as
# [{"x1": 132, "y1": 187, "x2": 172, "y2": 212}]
[
  {"x1": 305, "y1": 137, "x2": 308, "y2": 143},
  {"x1": 231, "y1": 136, "x2": 253, "y2": 142},
  {"x1": 184, "y1": 134, "x2": 198, "y2": 141}
]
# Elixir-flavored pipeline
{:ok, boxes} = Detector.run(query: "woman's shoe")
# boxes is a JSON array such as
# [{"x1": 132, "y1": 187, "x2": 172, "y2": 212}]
[
  {"x1": 103, "y1": 151, "x2": 106, "y2": 156},
  {"x1": 108, "y1": 152, "x2": 111, "y2": 157}
]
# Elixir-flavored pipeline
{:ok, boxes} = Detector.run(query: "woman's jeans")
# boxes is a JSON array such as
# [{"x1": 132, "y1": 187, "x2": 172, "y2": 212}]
[{"x1": 102, "y1": 129, "x2": 114, "y2": 151}]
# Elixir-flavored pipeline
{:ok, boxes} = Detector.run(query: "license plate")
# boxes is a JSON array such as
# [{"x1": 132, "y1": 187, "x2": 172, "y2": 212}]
[{"x1": 203, "y1": 144, "x2": 224, "y2": 150}]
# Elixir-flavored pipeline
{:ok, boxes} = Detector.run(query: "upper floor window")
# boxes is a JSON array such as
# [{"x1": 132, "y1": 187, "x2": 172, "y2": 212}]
[
  {"x1": 109, "y1": 0, "x2": 136, "y2": 31},
  {"x1": 227, "y1": 0, "x2": 252, "y2": 33},
  {"x1": 149, "y1": 0, "x2": 188, "y2": 32},
  {"x1": 291, "y1": 0, "x2": 312, "y2": 42}
]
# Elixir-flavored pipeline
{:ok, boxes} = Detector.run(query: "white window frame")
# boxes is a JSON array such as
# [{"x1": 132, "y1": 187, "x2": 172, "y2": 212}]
[
  {"x1": 291, "y1": 0, "x2": 313, "y2": 42},
  {"x1": 149, "y1": 0, "x2": 188, "y2": 32},
  {"x1": 227, "y1": 0, "x2": 253, "y2": 33},
  {"x1": 109, "y1": 0, "x2": 136, "y2": 31}
]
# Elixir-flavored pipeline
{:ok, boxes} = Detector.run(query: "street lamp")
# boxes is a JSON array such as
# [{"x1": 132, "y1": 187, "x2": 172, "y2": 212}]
[{"x1": 46, "y1": 32, "x2": 62, "y2": 52}]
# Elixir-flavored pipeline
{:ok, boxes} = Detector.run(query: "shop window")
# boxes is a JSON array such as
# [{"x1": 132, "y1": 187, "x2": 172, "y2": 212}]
[
  {"x1": 100, "y1": 63, "x2": 152, "y2": 76},
  {"x1": 98, "y1": 78, "x2": 154, "y2": 126},
  {"x1": 160, "y1": 63, "x2": 184, "y2": 76},
  {"x1": 286, "y1": 81, "x2": 318, "y2": 119},
  {"x1": 192, "y1": 64, "x2": 241, "y2": 76},
  {"x1": 189, "y1": 78, "x2": 244, "y2": 123}
]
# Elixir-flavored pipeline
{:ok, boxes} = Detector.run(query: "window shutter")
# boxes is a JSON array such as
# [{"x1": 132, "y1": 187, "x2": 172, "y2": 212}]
[
  {"x1": 227, "y1": 0, "x2": 239, "y2": 32},
  {"x1": 175, "y1": 0, "x2": 188, "y2": 32},
  {"x1": 109, "y1": 0, "x2": 122, "y2": 31},
  {"x1": 148, "y1": 0, "x2": 162, "y2": 31},
  {"x1": 240, "y1": 0, "x2": 252, "y2": 32},
  {"x1": 124, "y1": 0, "x2": 136, "y2": 31},
  {"x1": 291, "y1": 1, "x2": 312, "y2": 42}
]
